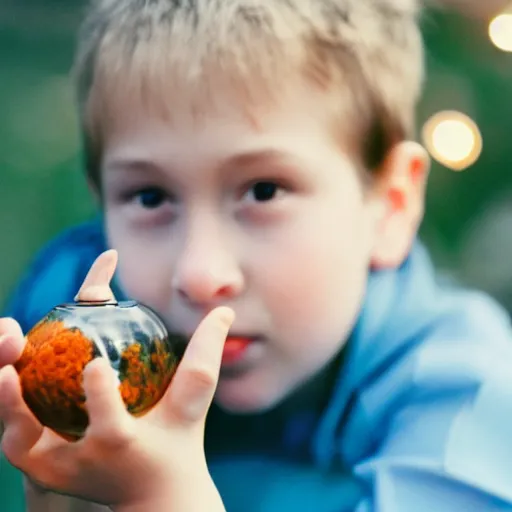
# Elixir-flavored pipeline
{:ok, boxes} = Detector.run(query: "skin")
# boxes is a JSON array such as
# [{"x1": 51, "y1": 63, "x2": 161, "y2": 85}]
[
  {"x1": 100, "y1": 77, "x2": 428, "y2": 414},
  {"x1": 0, "y1": 75, "x2": 429, "y2": 510}
]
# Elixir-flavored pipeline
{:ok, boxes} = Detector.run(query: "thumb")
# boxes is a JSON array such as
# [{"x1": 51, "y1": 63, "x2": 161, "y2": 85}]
[{"x1": 164, "y1": 307, "x2": 234, "y2": 426}]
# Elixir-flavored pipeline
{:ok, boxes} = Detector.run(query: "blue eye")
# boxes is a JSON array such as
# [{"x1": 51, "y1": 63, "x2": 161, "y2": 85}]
[
  {"x1": 137, "y1": 188, "x2": 166, "y2": 209},
  {"x1": 250, "y1": 182, "x2": 278, "y2": 202}
]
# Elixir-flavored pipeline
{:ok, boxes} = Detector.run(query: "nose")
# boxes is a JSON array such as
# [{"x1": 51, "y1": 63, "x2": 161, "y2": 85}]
[{"x1": 172, "y1": 222, "x2": 244, "y2": 307}]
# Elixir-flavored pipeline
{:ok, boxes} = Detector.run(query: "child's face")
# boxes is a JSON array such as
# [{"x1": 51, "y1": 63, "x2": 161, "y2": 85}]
[{"x1": 100, "y1": 81, "x2": 387, "y2": 413}]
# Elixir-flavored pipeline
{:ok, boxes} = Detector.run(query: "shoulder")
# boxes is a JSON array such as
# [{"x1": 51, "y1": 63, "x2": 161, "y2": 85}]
[
  {"x1": 314, "y1": 243, "x2": 512, "y2": 507},
  {"x1": 3, "y1": 219, "x2": 108, "y2": 332},
  {"x1": 315, "y1": 241, "x2": 512, "y2": 467}
]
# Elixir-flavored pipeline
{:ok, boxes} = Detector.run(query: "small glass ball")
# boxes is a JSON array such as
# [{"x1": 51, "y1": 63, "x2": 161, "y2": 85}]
[{"x1": 15, "y1": 300, "x2": 185, "y2": 440}]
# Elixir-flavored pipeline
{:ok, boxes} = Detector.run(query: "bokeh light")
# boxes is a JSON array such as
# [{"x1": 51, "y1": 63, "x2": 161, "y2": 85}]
[
  {"x1": 422, "y1": 111, "x2": 483, "y2": 171},
  {"x1": 489, "y1": 13, "x2": 512, "y2": 52}
]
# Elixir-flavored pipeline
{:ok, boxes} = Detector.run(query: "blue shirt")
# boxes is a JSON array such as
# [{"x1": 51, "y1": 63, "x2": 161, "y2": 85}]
[{"x1": 3, "y1": 219, "x2": 512, "y2": 511}]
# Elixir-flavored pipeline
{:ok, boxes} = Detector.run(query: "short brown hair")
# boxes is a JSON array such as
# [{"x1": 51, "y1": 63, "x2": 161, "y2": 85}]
[{"x1": 73, "y1": 0, "x2": 424, "y2": 186}]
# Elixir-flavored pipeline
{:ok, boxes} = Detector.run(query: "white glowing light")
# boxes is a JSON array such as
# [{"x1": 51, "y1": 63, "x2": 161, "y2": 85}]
[
  {"x1": 422, "y1": 111, "x2": 482, "y2": 171},
  {"x1": 489, "y1": 13, "x2": 512, "y2": 52}
]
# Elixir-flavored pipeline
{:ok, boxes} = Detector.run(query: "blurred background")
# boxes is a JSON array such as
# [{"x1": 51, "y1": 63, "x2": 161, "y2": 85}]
[{"x1": 1, "y1": 0, "x2": 512, "y2": 507}]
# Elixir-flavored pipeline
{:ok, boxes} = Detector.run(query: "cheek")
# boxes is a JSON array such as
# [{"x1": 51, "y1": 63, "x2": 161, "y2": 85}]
[
  {"x1": 105, "y1": 216, "x2": 172, "y2": 309},
  {"x1": 117, "y1": 257, "x2": 167, "y2": 306},
  {"x1": 259, "y1": 207, "x2": 372, "y2": 349}
]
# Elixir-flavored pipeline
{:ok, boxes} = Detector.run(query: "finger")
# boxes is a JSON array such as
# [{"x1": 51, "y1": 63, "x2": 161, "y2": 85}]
[
  {"x1": 74, "y1": 250, "x2": 118, "y2": 303},
  {"x1": 0, "y1": 365, "x2": 44, "y2": 468},
  {"x1": 0, "y1": 318, "x2": 26, "y2": 367},
  {"x1": 164, "y1": 307, "x2": 234, "y2": 425},
  {"x1": 82, "y1": 357, "x2": 134, "y2": 445},
  {"x1": 0, "y1": 367, "x2": 79, "y2": 491}
]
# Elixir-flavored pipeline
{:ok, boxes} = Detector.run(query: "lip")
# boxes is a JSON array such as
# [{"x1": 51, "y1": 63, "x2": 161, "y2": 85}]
[
  {"x1": 225, "y1": 331, "x2": 260, "y2": 340},
  {"x1": 171, "y1": 329, "x2": 261, "y2": 355},
  {"x1": 219, "y1": 336, "x2": 265, "y2": 378},
  {"x1": 223, "y1": 334, "x2": 257, "y2": 357},
  {"x1": 179, "y1": 329, "x2": 260, "y2": 342}
]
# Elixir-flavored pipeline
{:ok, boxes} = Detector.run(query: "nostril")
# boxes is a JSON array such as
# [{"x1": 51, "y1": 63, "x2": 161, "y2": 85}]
[
  {"x1": 176, "y1": 283, "x2": 233, "y2": 304},
  {"x1": 217, "y1": 285, "x2": 234, "y2": 298}
]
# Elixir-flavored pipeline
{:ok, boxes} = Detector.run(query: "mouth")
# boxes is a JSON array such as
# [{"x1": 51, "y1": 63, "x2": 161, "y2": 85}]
[
  {"x1": 219, "y1": 335, "x2": 266, "y2": 380},
  {"x1": 222, "y1": 336, "x2": 257, "y2": 365},
  {"x1": 170, "y1": 328, "x2": 261, "y2": 365}
]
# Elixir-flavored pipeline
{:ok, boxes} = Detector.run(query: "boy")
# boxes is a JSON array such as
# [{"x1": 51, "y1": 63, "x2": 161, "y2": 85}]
[{"x1": 2, "y1": 0, "x2": 512, "y2": 510}]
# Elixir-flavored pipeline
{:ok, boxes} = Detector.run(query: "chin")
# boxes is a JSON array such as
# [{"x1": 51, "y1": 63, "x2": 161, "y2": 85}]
[{"x1": 214, "y1": 380, "x2": 286, "y2": 415}]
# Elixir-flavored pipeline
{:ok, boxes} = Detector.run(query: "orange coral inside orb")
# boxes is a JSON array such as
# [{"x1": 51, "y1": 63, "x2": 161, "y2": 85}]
[
  {"x1": 119, "y1": 340, "x2": 175, "y2": 415},
  {"x1": 15, "y1": 319, "x2": 94, "y2": 439}
]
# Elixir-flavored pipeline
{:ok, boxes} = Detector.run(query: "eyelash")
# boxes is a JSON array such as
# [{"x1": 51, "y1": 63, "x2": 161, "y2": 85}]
[
  {"x1": 134, "y1": 187, "x2": 169, "y2": 209},
  {"x1": 119, "y1": 187, "x2": 172, "y2": 209},
  {"x1": 241, "y1": 181, "x2": 285, "y2": 203},
  {"x1": 122, "y1": 181, "x2": 286, "y2": 207}
]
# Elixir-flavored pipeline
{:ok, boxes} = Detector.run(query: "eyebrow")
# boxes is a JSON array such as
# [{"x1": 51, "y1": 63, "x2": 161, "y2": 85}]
[
  {"x1": 103, "y1": 158, "x2": 167, "y2": 174},
  {"x1": 223, "y1": 149, "x2": 292, "y2": 170},
  {"x1": 103, "y1": 148, "x2": 297, "y2": 177}
]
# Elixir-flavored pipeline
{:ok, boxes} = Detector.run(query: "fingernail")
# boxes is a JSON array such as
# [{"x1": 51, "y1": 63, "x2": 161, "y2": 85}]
[
  {"x1": 76, "y1": 285, "x2": 114, "y2": 302},
  {"x1": 217, "y1": 307, "x2": 235, "y2": 327}
]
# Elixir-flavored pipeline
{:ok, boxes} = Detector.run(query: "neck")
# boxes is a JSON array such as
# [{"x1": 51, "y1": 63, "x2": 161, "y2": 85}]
[{"x1": 205, "y1": 349, "x2": 345, "y2": 460}]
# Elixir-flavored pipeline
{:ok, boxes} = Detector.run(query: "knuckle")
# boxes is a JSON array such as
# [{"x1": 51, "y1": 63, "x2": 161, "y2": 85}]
[
  {"x1": 27, "y1": 469, "x2": 62, "y2": 494},
  {"x1": 1, "y1": 433, "x2": 29, "y2": 474},
  {"x1": 1, "y1": 437, "x2": 20, "y2": 468},
  {"x1": 90, "y1": 418, "x2": 136, "y2": 451},
  {"x1": 185, "y1": 367, "x2": 217, "y2": 392}
]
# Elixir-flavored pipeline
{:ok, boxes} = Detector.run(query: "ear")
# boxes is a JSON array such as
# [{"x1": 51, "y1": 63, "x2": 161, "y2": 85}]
[{"x1": 370, "y1": 141, "x2": 430, "y2": 269}]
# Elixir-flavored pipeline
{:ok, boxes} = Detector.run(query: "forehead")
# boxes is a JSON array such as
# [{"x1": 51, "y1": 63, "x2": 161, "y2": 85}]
[
  {"x1": 97, "y1": 82, "x2": 359, "y2": 180},
  {"x1": 85, "y1": 34, "x2": 359, "y2": 155},
  {"x1": 100, "y1": 99, "x2": 352, "y2": 186}
]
